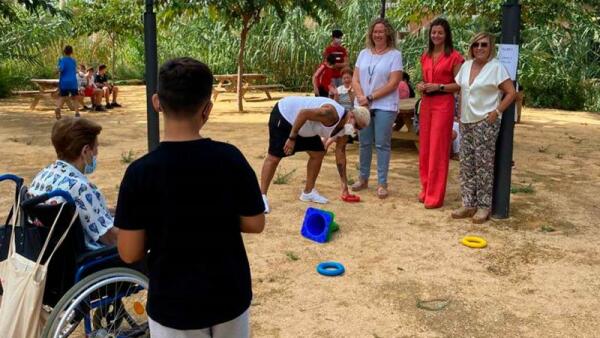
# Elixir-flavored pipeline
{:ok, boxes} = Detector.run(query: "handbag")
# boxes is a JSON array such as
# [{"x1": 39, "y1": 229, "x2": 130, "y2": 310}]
[{"x1": 0, "y1": 191, "x2": 77, "y2": 338}]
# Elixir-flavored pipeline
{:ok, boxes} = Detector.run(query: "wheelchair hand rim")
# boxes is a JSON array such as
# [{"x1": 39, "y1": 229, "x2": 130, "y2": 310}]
[{"x1": 317, "y1": 261, "x2": 345, "y2": 276}]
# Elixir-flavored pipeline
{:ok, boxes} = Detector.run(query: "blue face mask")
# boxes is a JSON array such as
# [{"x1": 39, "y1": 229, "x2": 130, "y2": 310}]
[{"x1": 84, "y1": 156, "x2": 97, "y2": 175}]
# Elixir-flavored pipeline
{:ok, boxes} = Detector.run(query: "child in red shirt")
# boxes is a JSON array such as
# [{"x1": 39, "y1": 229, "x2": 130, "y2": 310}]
[{"x1": 312, "y1": 54, "x2": 337, "y2": 97}]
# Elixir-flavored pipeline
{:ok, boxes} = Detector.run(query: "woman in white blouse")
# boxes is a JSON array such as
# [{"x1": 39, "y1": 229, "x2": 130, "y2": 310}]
[
  {"x1": 351, "y1": 18, "x2": 403, "y2": 199},
  {"x1": 452, "y1": 32, "x2": 516, "y2": 223}
]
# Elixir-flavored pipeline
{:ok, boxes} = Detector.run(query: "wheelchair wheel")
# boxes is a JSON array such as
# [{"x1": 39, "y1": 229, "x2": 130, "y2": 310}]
[{"x1": 42, "y1": 267, "x2": 149, "y2": 338}]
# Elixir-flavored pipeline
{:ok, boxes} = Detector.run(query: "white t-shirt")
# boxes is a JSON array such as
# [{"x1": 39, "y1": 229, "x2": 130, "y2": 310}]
[
  {"x1": 77, "y1": 71, "x2": 87, "y2": 89},
  {"x1": 278, "y1": 96, "x2": 345, "y2": 138},
  {"x1": 455, "y1": 58, "x2": 510, "y2": 123},
  {"x1": 354, "y1": 48, "x2": 403, "y2": 112},
  {"x1": 336, "y1": 85, "x2": 353, "y2": 110}
]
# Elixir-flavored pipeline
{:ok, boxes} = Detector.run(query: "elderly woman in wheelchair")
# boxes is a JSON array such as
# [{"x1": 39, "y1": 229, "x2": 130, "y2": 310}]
[
  {"x1": 0, "y1": 118, "x2": 148, "y2": 337},
  {"x1": 28, "y1": 116, "x2": 118, "y2": 250}
]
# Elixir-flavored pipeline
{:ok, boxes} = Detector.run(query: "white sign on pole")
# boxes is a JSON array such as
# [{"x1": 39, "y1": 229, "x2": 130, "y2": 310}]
[{"x1": 497, "y1": 44, "x2": 519, "y2": 81}]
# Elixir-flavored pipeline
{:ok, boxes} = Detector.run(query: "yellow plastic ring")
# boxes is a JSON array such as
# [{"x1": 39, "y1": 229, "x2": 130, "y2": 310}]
[{"x1": 461, "y1": 236, "x2": 487, "y2": 248}]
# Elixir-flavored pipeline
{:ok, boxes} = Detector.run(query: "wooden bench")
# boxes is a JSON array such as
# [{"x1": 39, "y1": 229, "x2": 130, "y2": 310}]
[
  {"x1": 12, "y1": 89, "x2": 56, "y2": 96},
  {"x1": 12, "y1": 88, "x2": 78, "y2": 111},
  {"x1": 12, "y1": 89, "x2": 60, "y2": 109},
  {"x1": 242, "y1": 84, "x2": 285, "y2": 100},
  {"x1": 392, "y1": 97, "x2": 419, "y2": 149},
  {"x1": 212, "y1": 84, "x2": 231, "y2": 102}
]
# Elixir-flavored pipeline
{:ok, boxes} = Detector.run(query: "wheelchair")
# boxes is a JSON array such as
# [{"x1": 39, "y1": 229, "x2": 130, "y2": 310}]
[{"x1": 0, "y1": 174, "x2": 149, "y2": 338}]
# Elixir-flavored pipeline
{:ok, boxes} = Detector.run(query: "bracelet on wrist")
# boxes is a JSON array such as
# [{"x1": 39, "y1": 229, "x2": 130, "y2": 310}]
[
  {"x1": 367, "y1": 95, "x2": 373, "y2": 103},
  {"x1": 495, "y1": 108, "x2": 502, "y2": 116},
  {"x1": 288, "y1": 135, "x2": 297, "y2": 141}
]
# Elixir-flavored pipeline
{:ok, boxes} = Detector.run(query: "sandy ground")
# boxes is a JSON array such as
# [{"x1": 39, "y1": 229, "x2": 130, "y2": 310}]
[{"x1": 1, "y1": 86, "x2": 599, "y2": 337}]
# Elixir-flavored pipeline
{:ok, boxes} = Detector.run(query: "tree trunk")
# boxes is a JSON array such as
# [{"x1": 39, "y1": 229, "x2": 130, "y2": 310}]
[
  {"x1": 237, "y1": 16, "x2": 251, "y2": 112},
  {"x1": 111, "y1": 32, "x2": 116, "y2": 78}
]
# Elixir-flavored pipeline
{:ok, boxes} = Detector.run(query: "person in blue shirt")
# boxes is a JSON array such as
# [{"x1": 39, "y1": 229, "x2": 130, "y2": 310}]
[{"x1": 56, "y1": 45, "x2": 80, "y2": 120}]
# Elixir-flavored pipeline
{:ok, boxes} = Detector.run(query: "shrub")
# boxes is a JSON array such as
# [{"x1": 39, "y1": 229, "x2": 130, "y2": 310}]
[{"x1": 0, "y1": 66, "x2": 14, "y2": 98}]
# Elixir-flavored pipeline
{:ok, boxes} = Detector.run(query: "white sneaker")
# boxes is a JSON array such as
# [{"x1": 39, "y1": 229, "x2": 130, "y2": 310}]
[
  {"x1": 262, "y1": 194, "x2": 270, "y2": 214},
  {"x1": 299, "y1": 189, "x2": 329, "y2": 204}
]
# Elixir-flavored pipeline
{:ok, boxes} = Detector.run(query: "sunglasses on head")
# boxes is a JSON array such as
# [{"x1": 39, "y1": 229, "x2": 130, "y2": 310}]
[{"x1": 472, "y1": 42, "x2": 489, "y2": 48}]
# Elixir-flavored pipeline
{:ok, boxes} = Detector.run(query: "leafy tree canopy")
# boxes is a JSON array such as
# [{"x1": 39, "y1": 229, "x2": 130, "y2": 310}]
[{"x1": 0, "y1": 0, "x2": 60, "y2": 21}]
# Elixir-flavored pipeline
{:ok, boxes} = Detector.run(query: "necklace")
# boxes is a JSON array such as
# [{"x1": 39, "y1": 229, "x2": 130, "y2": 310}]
[
  {"x1": 374, "y1": 47, "x2": 387, "y2": 54},
  {"x1": 367, "y1": 50, "x2": 384, "y2": 85}
]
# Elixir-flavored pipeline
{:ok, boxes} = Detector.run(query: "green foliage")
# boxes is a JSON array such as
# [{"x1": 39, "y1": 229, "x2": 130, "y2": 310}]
[
  {"x1": 156, "y1": 2, "x2": 377, "y2": 90},
  {"x1": 0, "y1": 0, "x2": 60, "y2": 21},
  {"x1": 274, "y1": 168, "x2": 297, "y2": 185},
  {"x1": 69, "y1": 0, "x2": 144, "y2": 77},
  {"x1": 0, "y1": 0, "x2": 598, "y2": 112},
  {"x1": 541, "y1": 225, "x2": 555, "y2": 233},
  {"x1": 120, "y1": 150, "x2": 135, "y2": 164},
  {"x1": 511, "y1": 183, "x2": 535, "y2": 194},
  {"x1": 285, "y1": 251, "x2": 299, "y2": 261},
  {"x1": 517, "y1": 2, "x2": 600, "y2": 111},
  {"x1": 161, "y1": 0, "x2": 338, "y2": 111},
  {"x1": 389, "y1": 0, "x2": 600, "y2": 112},
  {"x1": 583, "y1": 81, "x2": 600, "y2": 112},
  {"x1": 0, "y1": 8, "x2": 71, "y2": 65},
  {"x1": 0, "y1": 66, "x2": 16, "y2": 97}
]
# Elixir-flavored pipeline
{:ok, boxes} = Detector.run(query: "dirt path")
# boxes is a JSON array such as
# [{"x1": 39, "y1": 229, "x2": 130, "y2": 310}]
[{"x1": 1, "y1": 86, "x2": 599, "y2": 337}]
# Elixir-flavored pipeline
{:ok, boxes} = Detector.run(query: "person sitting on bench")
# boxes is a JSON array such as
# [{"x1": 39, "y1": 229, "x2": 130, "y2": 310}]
[{"x1": 94, "y1": 64, "x2": 121, "y2": 109}]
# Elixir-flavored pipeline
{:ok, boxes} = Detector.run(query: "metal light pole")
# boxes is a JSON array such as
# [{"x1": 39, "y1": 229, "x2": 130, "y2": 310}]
[
  {"x1": 492, "y1": 0, "x2": 521, "y2": 218},
  {"x1": 144, "y1": 0, "x2": 159, "y2": 151},
  {"x1": 380, "y1": 0, "x2": 386, "y2": 18}
]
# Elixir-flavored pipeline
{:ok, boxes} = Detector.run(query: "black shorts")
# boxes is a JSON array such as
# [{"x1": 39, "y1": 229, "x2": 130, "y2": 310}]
[
  {"x1": 317, "y1": 87, "x2": 329, "y2": 98},
  {"x1": 268, "y1": 104, "x2": 325, "y2": 158},
  {"x1": 59, "y1": 88, "x2": 79, "y2": 97}
]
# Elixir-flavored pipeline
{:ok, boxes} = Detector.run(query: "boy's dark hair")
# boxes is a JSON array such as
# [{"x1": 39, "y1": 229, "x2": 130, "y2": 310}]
[
  {"x1": 332, "y1": 29, "x2": 343, "y2": 38},
  {"x1": 63, "y1": 45, "x2": 73, "y2": 55},
  {"x1": 87, "y1": 67, "x2": 94, "y2": 72},
  {"x1": 326, "y1": 53, "x2": 337, "y2": 65},
  {"x1": 158, "y1": 57, "x2": 214, "y2": 117},
  {"x1": 98, "y1": 64, "x2": 107, "y2": 71}
]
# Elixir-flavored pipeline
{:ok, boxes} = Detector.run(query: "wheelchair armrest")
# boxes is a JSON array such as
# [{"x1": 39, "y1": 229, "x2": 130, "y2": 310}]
[{"x1": 76, "y1": 245, "x2": 119, "y2": 265}]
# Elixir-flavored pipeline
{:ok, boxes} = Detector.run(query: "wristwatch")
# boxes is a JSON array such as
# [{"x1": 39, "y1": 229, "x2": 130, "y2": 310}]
[
  {"x1": 288, "y1": 134, "x2": 297, "y2": 141},
  {"x1": 439, "y1": 84, "x2": 445, "y2": 92},
  {"x1": 367, "y1": 95, "x2": 374, "y2": 103}
]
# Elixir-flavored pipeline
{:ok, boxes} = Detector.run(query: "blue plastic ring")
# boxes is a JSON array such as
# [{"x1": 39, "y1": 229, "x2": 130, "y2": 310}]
[{"x1": 317, "y1": 261, "x2": 345, "y2": 277}]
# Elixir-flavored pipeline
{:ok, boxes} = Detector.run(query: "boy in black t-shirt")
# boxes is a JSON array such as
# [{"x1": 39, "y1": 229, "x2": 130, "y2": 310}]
[
  {"x1": 115, "y1": 57, "x2": 265, "y2": 337},
  {"x1": 94, "y1": 64, "x2": 121, "y2": 109}
]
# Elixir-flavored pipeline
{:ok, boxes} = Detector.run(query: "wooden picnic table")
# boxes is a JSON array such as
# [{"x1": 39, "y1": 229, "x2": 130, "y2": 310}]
[
  {"x1": 19, "y1": 79, "x2": 59, "y2": 110},
  {"x1": 212, "y1": 73, "x2": 284, "y2": 101},
  {"x1": 23, "y1": 79, "x2": 76, "y2": 110},
  {"x1": 213, "y1": 73, "x2": 267, "y2": 86},
  {"x1": 392, "y1": 97, "x2": 419, "y2": 149}
]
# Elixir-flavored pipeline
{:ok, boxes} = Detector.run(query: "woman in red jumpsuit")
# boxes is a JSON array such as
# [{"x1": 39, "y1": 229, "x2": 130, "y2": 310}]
[{"x1": 416, "y1": 18, "x2": 464, "y2": 208}]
